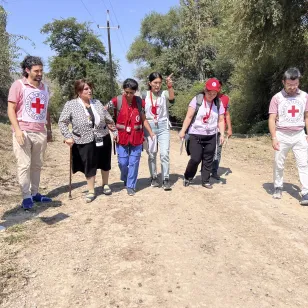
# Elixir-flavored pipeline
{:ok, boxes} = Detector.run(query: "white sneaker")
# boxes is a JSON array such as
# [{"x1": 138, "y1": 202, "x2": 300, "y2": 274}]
[{"x1": 273, "y1": 187, "x2": 282, "y2": 199}]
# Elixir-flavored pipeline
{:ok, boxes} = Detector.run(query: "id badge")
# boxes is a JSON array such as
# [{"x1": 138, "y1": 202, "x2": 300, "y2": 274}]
[{"x1": 126, "y1": 126, "x2": 131, "y2": 133}]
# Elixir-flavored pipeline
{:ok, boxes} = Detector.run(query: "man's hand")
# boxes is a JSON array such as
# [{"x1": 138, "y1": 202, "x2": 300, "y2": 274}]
[
  {"x1": 272, "y1": 139, "x2": 280, "y2": 151},
  {"x1": 47, "y1": 131, "x2": 53, "y2": 142},
  {"x1": 15, "y1": 129, "x2": 25, "y2": 145},
  {"x1": 65, "y1": 138, "x2": 74, "y2": 147}
]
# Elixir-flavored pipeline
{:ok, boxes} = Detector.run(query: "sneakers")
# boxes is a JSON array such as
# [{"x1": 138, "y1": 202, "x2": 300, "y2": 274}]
[
  {"x1": 127, "y1": 188, "x2": 135, "y2": 196},
  {"x1": 85, "y1": 192, "x2": 96, "y2": 203},
  {"x1": 151, "y1": 177, "x2": 159, "y2": 187},
  {"x1": 183, "y1": 178, "x2": 191, "y2": 187},
  {"x1": 300, "y1": 193, "x2": 308, "y2": 205},
  {"x1": 162, "y1": 179, "x2": 172, "y2": 191},
  {"x1": 32, "y1": 193, "x2": 52, "y2": 203},
  {"x1": 273, "y1": 187, "x2": 282, "y2": 199},
  {"x1": 21, "y1": 197, "x2": 34, "y2": 210},
  {"x1": 202, "y1": 183, "x2": 213, "y2": 189},
  {"x1": 211, "y1": 173, "x2": 221, "y2": 180}
]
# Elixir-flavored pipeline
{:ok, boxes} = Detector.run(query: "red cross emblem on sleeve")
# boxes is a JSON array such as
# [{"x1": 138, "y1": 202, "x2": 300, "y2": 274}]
[
  {"x1": 31, "y1": 97, "x2": 44, "y2": 114},
  {"x1": 288, "y1": 105, "x2": 299, "y2": 117}
]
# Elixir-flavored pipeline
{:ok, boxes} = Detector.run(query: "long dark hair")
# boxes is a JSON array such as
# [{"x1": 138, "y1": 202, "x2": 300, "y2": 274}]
[{"x1": 148, "y1": 72, "x2": 163, "y2": 90}]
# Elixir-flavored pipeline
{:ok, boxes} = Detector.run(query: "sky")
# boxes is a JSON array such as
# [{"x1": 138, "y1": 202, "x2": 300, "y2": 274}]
[{"x1": 3, "y1": 0, "x2": 179, "y2": 81}]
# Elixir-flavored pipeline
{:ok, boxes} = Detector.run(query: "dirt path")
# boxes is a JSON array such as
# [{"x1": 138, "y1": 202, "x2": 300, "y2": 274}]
[{"x1": 1, "y1": 130, "x2": 308, "y2": 308}]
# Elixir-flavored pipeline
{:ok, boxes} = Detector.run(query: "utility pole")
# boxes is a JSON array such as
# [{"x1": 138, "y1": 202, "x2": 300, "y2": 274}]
[{"x1": 98, "y1": 10, "x2": 119, "y2": 97}]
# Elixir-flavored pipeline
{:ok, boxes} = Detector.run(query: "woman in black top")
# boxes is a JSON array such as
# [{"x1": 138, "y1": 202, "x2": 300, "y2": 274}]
[{"x1": 59, "y1": 79, "x2": 117, "y2": 203}]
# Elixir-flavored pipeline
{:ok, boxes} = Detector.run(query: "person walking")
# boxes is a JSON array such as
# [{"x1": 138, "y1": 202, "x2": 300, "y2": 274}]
[
  {"x1": 268, "y1": 67, "x2": 308, "y2": 205},
  {"x1": 143, "y1": 72, "x2": 174, "y2": 190},
  {"x1": 179, "y1": 78, "x2": 225, "y2": 189},
  {"x1": 107, "y1": 78, "x2": 155, "y2": 196},
  {"x1": 58, "y1": 79, "x2": 117, "y2": 203},
  {"x1": 7, "y1": 55, "x2": 53, "y2": 210}
]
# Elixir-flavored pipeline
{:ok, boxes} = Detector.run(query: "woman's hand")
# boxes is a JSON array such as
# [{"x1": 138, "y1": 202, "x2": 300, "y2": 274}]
[
  {"x1": 178, "y1": 129, "x2": 185, "y2": 139},
  {"x1": 166, "y1": 73, "x2": 173, "y2": 89},
  {"x1": 65, "y1": 138, "x2": 74, "y2": 147},
  {"x1": 150, "y1": 133, "x2": 156, "y2": 141},
  {"x1": 107, "y1": 123, "x2": 117, "y2": 132},
  {"x1": 219, "y1": 135, "x2": 225, "y2": 146}
]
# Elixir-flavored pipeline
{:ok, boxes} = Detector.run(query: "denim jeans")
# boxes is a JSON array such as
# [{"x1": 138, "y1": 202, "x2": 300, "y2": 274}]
[
  {"x1": 145, "y1": 120, "x2": 170, "y2": 180},
  {"x1": 116, "y1": 144, "x2": 142, "y2": 190}
]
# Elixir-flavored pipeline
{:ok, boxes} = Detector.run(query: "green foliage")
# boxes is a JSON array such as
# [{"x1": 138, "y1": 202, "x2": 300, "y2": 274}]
[
  {"x1": 170, "y1": 82, "x2": 204, "y2": 121},
  {"x1": 41, "y1": 18, "x2": 120, "y2": 120}
]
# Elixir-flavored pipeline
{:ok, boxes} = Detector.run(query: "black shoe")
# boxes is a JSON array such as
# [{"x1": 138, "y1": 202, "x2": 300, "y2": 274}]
[
  {"x1": 202, "y1": 183, "x2": 213, "y2": 189},
  {"x1": 151, "y1": 177, "x2": 159, "y2": 187},
  {"x1": 211, "y1": 173, "x2": 220, "y2": 180},
  {"x1": 127, "y1": 188, "x2": 135, "y2": 196},
  {"x1": 162, "y1": 179, "x2": 172, "y2": 191},
  {"x1": 183, "y1": 178, "x2": 191, "y2": 187}
]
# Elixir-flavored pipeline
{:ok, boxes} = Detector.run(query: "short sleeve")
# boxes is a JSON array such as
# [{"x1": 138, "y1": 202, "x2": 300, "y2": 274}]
[
  {"x1": 219, "y1": 104, "x2": 225, "y2": 115},
  {"x1": 162, "y1": 90, "x2": 169, "y2": 100},
  {"x1": 8, "y1": 80, "x2": 22, "y2": 104},
  {"x1": 188, "y1": 97, "x2": 197, "y2": 109},
  {"x1": 305, "y1": 94, "x2": 308, "y2": 112},
  {"x1": 269, "y1": 96, "x2": 278, "y2": 114}
]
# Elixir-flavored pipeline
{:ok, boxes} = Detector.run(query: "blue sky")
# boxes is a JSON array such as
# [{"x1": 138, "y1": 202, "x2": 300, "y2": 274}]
[{"x1": 3, "y1": 0, "x2": 179, "y2": 81}]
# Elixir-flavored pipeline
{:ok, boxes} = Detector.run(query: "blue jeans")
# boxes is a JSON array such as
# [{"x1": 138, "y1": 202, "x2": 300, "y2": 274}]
[
  {"x1": 145, "y1": 120, "x2": 170, "y2": 180},
  {"x1": 116, "y1": 144, "x2": 142, "y2": 190}
]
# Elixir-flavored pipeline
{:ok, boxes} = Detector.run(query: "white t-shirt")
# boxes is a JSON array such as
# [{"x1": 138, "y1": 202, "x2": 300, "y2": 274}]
[{"x1": 144, "y1": 90, "x2": 169, "y2": 122}]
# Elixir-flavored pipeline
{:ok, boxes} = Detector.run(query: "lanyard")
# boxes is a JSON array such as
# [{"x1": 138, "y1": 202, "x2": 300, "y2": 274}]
[
  {"x1": 202, "y1": 98, "x2": 214, "y2": 123},
  {"x1": 150, "y1": 91, "x2": 158, "y2": 119}
]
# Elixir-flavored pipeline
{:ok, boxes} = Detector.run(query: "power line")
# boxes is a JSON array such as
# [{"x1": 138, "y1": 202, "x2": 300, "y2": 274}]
[
  {"x1": 79, "y1": 0, "x2": 107, "y2": 47},
  {"x1": 107, "y1": 0, "x2": 129, "y2": 50}
]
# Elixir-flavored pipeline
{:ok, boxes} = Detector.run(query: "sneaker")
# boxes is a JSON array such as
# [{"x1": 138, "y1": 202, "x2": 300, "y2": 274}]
[
  {"x1": 32, "y1": 193, "x2": 52, "y2": 203},
  {"x1": 183, "y1": 178, "x2": 191, "y2": 187},
  {"x1": 202, "y1": 183, "x2": 213, "y2": 189},
  {"x1": 127, "y1": 188, "x2": 135, "y2": 196},
  {"x1": 162, "y1": 179, "x2": 172, "y2": 191},
  {"x1": 21, "y1": 197, "x2": 34, "y2": 210},
  {"x1": 211, "y1": 173, "x2": 221, "y2": 180},
  {"x1": 85, "y1": 192, "x2": 96, "y2": 203},
  {"x1": 300, "y1": 193, "x2": 308, "y2": 205},
  {"x1": 273, "y1": 187, "x2": 282, "y2": 199},
  {"x1": 151, "y1": 177, "x2": 159, "y2": 187}
]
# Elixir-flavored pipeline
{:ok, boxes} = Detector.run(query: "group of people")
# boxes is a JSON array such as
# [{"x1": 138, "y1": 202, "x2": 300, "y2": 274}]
[{"x1": 7, "y1": 55, "x2": 307, "y2": 209}]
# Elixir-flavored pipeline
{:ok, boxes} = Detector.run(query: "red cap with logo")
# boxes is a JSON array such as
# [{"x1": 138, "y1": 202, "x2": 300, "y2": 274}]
[{"x1": 205, "y1": 78, "x2": 221, "y2": 92}]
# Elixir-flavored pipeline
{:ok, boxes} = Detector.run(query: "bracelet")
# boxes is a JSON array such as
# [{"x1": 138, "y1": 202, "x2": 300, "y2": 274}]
[{"x1": 271, "y1": 137, "x2": 277, "y2": 140}]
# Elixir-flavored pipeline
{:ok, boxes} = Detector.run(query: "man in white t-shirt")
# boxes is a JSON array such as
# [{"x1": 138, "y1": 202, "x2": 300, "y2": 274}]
[{"x1": 268, "y1": 67, "x2": 308, "y2": 205}]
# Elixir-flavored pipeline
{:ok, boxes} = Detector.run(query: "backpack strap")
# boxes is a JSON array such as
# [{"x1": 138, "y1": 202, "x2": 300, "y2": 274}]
[
  {"x1": 135, "y1": 96, "x2": 143, "y2": 117},
  {"x1": 186, "y1": 93, "x2": 204, "y2": 133}
]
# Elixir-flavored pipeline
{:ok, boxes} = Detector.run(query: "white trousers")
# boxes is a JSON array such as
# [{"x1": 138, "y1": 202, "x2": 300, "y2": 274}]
[{"x1": 274, "y1": 130, "x2": 308, "y2": 195}]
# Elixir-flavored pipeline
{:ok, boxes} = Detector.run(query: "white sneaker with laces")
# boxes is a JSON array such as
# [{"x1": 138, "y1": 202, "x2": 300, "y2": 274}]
[{"x1": 273, "y1": 187, "x2": 282, "y2": 199}]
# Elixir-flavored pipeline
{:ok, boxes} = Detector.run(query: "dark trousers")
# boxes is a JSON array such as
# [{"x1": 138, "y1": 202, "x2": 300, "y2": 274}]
[{"x1": 184, "y1": 134, "x2": 216, "y2": 184}]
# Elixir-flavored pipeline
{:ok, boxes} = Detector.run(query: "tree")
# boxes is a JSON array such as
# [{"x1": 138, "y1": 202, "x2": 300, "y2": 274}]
[{"x1": 41, "y1": 18, "x2": 119, "y2": 120}]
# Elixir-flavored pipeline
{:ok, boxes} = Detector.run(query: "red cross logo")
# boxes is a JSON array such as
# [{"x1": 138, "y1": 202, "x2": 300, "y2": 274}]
[
  {"x1": 288, "y1": 105, "x2": 299, "y2": 117},
  {"x1": 31, "y1": 97, "x2": 44, "y2": 114}
]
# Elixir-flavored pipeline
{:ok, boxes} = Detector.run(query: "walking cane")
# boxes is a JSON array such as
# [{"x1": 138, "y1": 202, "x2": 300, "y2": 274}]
[{"x1": 68, "y1": 146, "x2": 72, "y2": 199}]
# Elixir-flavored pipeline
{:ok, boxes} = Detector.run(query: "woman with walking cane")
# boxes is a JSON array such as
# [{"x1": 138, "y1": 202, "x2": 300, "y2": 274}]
[
  {"x1": 178, "y1": 78, "x2": 225, "y2": 189},
  {"x1": 143, "y1": 72, "x2": 175, "y2": 191},
  {"x1": 58, "y1": 79, "x2": 117, "y2": 203}
]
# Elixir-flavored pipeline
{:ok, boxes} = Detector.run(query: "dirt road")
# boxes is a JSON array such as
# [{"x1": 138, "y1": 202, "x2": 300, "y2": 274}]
[{"x1": 1, "y1": 130, "x2": 308, "y2": 308}]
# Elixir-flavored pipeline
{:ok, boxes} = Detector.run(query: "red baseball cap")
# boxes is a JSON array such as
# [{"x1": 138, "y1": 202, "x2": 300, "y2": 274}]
[{"x1": 205, "y1": 78, "x2": 221, "y2": 92}]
